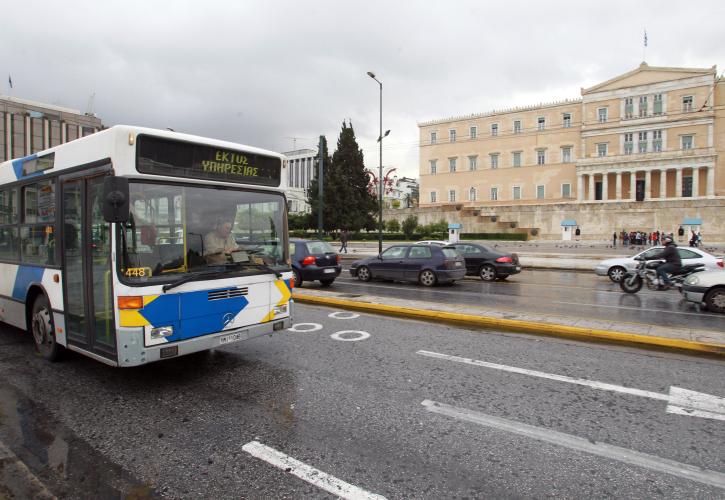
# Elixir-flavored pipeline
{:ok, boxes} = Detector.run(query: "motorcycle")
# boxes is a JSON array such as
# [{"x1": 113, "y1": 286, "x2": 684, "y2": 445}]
[{"x1": 619, "y1": 257, "x2": 705, "y2": 294}]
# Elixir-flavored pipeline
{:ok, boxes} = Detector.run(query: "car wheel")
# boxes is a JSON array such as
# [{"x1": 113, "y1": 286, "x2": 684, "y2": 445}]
[
  {"x1": 319, "y1": 278, "x2": 335, "y2": 287},
  {"x1": 357, "y1": 266, "x2": 372, "y2": 282},
  {"x1": 30, "y1": 295, "x2": 62, "y2": 361},
  {"x1": 608, "y1": 266, "x2": 626, "y2": 283},
  {"x1": 479, "y1": 264, "x2": 496, "y2": 282},
  {"x1": 293, "y1": 269, "x2": 302, "y2": 288},
  {"x1": 704, "y1": 288, "x2": 725, "y2": 313},
  {"x1": 419, "y1": 269, "x2": 437, "y2": 287}
]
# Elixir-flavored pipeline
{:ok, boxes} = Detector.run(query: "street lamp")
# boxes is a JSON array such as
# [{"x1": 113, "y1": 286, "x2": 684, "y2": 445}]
[{"x1": 367, "y1": 71, "x2": 388, "y2": 254}]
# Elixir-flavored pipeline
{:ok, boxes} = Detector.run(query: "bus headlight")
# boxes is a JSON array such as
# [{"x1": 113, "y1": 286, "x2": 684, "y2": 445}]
[{"x1": 150, "y1": 326, "x2": 174, "y2": 339}]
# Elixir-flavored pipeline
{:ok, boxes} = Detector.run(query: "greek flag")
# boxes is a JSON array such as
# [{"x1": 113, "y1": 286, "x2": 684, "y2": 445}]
[
  {"x1": 7, "y1": 75, "x2": 12, "y2": 88},
  {"x1": 644, "y1": 30, "x2": 648, "y2": 47}
]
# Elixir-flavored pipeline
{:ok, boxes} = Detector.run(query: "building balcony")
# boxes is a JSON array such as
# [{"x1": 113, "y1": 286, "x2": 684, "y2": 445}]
[{"x1": 577, "y1": 147, "x2": 716, "y2": 172}]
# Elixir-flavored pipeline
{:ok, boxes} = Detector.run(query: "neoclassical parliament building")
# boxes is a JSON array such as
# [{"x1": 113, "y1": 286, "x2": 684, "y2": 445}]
[{"x1": 410, "y1": 63, "x2": 725, "y2": 241}]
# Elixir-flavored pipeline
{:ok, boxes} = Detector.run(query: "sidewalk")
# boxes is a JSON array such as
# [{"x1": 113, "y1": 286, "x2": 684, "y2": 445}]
[{"x1": 293, "y1": 288, "x2": 725, "y2": 356}]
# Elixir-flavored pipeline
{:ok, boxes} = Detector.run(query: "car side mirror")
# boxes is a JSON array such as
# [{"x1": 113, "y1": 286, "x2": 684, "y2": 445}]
[{"x1": 102, "y1": 176, "x2": 129, "y2": 223}]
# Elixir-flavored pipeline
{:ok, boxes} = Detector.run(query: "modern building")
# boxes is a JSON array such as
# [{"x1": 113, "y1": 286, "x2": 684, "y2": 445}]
[
  {"x1": 384, "y1": 176, "x2": 419, "y2": 209},
  {"x1": 1, "y1": 95, "x2": 103, "y2": 162},
  {"x1": 283, "y1": 148, "x2": 317, "y2": 214},
  {"x1": 411, "y1": 63, "x2": 725, "y2": 240}
]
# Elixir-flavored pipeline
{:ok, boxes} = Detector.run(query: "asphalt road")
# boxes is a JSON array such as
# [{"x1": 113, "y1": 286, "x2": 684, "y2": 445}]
[
  {"x1": 308, "y1": 267, "x2": 725, "y2": 332},
  {"x1": 1, "y1": 304, "x2": 723, "y2": 498}
]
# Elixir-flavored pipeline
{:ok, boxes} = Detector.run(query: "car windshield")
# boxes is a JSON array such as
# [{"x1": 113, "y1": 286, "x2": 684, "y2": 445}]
[{"x1": 118, "y1": 182, "x2": 287, "y2": 283}]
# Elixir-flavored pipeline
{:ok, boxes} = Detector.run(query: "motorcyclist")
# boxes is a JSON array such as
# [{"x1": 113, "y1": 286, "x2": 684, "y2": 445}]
[{"x1": 647, "y1": 235, "x2": 681, "y2": 288}]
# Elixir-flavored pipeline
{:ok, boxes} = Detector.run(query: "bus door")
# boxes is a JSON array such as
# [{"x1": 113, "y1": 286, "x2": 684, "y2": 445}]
[{"x1": 61, "y1": 173, "x2": 117, "y2": 361}]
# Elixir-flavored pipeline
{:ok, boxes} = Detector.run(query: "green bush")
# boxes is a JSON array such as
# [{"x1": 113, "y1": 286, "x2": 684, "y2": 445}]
[
  {"x1": 401, "y1": 215, "x2": 418, "y2": 239},
  {"x1": 461, "y1": 233, "x2": 528, "y2": 241},
  {"x1": 385, "y1": 219, "x2": 401, "y2": 232}
]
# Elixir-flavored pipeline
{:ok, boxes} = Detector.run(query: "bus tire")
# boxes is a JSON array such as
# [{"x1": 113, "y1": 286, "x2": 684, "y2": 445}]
[{"x1": 30, "y1": 295, "x2": 62, "y2": 361}]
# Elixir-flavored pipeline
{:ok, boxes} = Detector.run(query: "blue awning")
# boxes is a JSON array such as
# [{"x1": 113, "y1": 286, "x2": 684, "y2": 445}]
[
  {"x1": 682, "y1": 218, "x2": 702, "y2": 225},
  {"x1": 561, "y1": 219, "x2": 578, "y2": 227},
  {"x1": 448, "y1": 223, "x2": 462, "y2": 229}
]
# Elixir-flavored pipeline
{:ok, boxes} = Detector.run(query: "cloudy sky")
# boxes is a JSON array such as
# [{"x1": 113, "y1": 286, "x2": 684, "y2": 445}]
[{"x1": 3, "y1": 1, "x2": 724, "y2": 179}]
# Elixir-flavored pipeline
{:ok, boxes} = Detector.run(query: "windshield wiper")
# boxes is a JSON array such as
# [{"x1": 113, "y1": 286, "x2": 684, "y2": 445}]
[
  {"x1": 223, "y1": 261, "x2": 283, "y2": 278},
  {"x1": 162, "y1": 268, "x2": 239, "y2": 293}
]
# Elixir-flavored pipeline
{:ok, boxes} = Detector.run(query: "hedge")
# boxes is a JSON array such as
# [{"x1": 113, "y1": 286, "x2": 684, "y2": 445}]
[
  {"x1": 289, "y1": 230, "x2": 526, "y2": 242},
  {"x1": 461, "y1": 233, "x2": 528, "y2": 241}
]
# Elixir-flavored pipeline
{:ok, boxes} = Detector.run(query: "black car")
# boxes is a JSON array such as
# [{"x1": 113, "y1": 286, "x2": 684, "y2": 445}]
[
  {"x1": 349, "y1": 244, "x2": 466, "y2": 287},
  {"x1": 450, "y1": 243, "x2": 521, "y2": 281},
  {"x1": 290, "y1": 238, "x2": 341, "y2": 287}
]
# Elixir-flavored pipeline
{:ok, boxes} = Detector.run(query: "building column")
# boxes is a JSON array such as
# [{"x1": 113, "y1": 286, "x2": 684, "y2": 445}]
[
  {"x1": 602, "y1": 172, "x2": 609, "y2": 201},
  {"x1": 691, "y1": 167, "x2": 699, "y2": 198},
  {"x1": 630, "y1": 171, "x2": 637, "y2": 201},
  {"x1": 589, "y1": 172, "x2": 596, "y2": 201},
  {"x1": 577, "y1": 174, "x2": 584, "y2": 201},
  {"x1": 615, "y1": 172, "x2": 622, "y2": 200},
  {"x1": 706, "y1": 166, "x2": 715, "y2": 197},
  {"x1": 645, "y1": 170, "x2": 652, "y2": 200},
  {"x1": 659, "y1": 169, "x2": 667, "y2": 199},
  {"x1": 676, "y1": 168, "x2": 683, "y2": 198}
]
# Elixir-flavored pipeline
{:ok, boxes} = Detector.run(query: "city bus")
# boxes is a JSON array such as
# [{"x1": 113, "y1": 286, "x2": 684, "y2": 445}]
[{"x1": 0, "y1": 125, "x2": 293, "y2": 367}]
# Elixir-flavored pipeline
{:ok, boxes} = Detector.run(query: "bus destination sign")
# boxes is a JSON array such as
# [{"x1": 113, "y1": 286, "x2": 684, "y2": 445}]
[{"x1": 136, "y1": 135, "x2": 281, "y2": 187}]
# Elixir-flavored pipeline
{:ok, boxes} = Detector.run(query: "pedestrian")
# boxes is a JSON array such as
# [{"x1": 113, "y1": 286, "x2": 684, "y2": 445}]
[
  {"x1": 339, "y1": 228, "x2": 349, "y2": 254},
  {"x1": 612, "y1": 232, "x2": 617, "y2": 247}
]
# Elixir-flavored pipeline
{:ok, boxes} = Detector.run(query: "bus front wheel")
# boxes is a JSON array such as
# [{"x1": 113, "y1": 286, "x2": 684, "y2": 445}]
[{"x1": 30, "y1": 295, "x2": 62, "y2": 361}]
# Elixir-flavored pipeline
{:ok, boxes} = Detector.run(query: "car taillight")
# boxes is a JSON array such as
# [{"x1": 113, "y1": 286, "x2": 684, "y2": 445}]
[
  {"x1": 336, "y1": 254, "x2": 341, "y2": 264},
  {"x1": 301, "y1": 256, "x2": 316, "y2": 266},
  {"x1": 495, "y1": 256, "x2": 513, "y2": 263},
  {"x1": 443, "y1": 260, "x2": 460, "y2": 269},
  {"x1": 718, "y1": 259, "x2": 724, "y2": 268}
]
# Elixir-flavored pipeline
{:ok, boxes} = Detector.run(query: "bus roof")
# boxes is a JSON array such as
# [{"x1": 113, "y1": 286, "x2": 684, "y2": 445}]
[{"x1": 0, "y1": 125, "x2": 285, "y2": 185}]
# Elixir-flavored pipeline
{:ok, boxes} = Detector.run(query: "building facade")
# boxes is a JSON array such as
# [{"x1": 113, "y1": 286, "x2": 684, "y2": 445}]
[
  {"x1": 384, "y1": 176, "x2": 419, "y2": 209},
  {"x1": 283, "y1": 148, "x2": 317, "y2": 214},
  {"x1": 1, "y1": 95, "x2": 103, "y2": 163},
  {"x1": 415, "y1": 64, "x2": 725, "y2": 240}
]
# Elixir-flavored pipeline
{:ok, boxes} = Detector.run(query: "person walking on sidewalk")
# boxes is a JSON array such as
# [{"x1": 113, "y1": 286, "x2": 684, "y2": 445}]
[
  {"x1": 339, "y1": 229, "x2": 349, "y2": 254},
  {"x1": 612, "y1": 232, "x2": 617, "y2": 247}
]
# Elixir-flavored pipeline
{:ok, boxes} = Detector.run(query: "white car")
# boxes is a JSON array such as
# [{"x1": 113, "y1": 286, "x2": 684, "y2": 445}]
[
  {"x1": 594, "y1": 246, "x2": 724, "y2": 282},
  {"x1": 682, "y1": 270, "x2": 725, "y2": 313},
  {"x1": 415, "y1": 240, "x2": 450, "y2": 247}
]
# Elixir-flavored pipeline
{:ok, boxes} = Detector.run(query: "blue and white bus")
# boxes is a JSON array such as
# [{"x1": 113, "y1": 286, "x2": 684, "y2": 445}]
[{"x1": 0, "y1": 125, "x2": 293, "y2": 366}]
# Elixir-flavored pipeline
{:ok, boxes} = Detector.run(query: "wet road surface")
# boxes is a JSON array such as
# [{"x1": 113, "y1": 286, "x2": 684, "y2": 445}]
[
  {"x1": 1, "y1": 304, "x2": 724, "y2": 498},
  {"x1": 315, "y1": 267, "x2": 725, "y2": 331}
]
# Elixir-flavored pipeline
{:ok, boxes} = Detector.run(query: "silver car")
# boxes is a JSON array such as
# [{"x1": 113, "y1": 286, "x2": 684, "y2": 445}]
[
  {"x1": 682, "y1": 270, "x2": 725, "y2": 313},
  {"x1": 594, "y1": 246, "x2": 724, "y2": 282}
]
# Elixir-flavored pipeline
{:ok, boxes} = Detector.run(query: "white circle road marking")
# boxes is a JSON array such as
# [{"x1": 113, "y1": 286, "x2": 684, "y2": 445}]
[
  {"x1": 328, "y1": 311, "x2": 360, "y2": 320},
  {"x1": 287, "y1": 323, "x2": 323, "y2": 332},
  {"x1": 330, "y1": 330, "x2": 370, "y2": 342}
]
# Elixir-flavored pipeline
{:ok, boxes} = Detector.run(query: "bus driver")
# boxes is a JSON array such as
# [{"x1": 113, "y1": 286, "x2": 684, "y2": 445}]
[{"x1": 204, "y1": 218, "x2": 239, "y2": 264}]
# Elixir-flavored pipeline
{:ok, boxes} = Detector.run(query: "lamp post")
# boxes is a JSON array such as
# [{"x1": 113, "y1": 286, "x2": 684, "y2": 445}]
[{"x1": 367, "y1": 71, "x2": 389, "y2": 254}]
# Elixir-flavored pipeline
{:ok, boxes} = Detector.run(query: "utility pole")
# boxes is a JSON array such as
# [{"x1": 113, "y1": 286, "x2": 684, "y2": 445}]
[{"x1": 317, "y1": 135, "x2": 324, "y2": 237}]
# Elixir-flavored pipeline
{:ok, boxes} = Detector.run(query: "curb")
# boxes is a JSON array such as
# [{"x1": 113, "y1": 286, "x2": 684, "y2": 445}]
[
  {"x1": 293, "y1": 293, "x2": 725, "y2": 356},
  {"x1": 0, "y1": 439, "x2": 56, "y2": 499}
]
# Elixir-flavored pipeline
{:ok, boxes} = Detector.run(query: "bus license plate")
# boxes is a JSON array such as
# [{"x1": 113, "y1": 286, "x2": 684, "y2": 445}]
[{"x1": 219, "y1": 330, "x2": 246, "y2": 345}]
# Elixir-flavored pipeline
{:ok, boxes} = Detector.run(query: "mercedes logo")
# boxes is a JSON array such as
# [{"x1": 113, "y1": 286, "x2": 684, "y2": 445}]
[{"x1": 222, "y1": 312, "x2": 234, "y2": 328}]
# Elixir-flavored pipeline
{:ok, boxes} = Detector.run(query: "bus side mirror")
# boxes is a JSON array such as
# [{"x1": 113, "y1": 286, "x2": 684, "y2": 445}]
[{"x1": 102, "y1": 176, "x2": 130, "y2": 223}]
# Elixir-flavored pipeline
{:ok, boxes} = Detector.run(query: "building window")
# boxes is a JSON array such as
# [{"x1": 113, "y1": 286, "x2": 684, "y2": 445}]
[
  {"x1": 470, "y1": 125, "x2": 477, "y2": 139},
  {"x1": 653, "y1": 94, "x2": 663, "y2": 115},
  {"x1": 638, "y1": 132, "x2": 648, "y2": 153},
  {"x1": 561, "y1": 147, "x2": 572, "y2": 163},
  {"x1": 681, "y1": 135, "x2": 693, "y2": 150},
  {"x1": 430, "y1": 160, "x2": 437, "y2": 174},
  {"x1": 639, "y1": 96, "x2": 648, "y2": 117},
  {"x1": 625, "y1": 97, "x2": 634, "y2": 119},
  {"x1": 513, "y1": 120, "x2": 522, "y2": 134},
  {"x1": 561, "y1": 183, "x2": 571, "y2": 198},
  {"x1": 652, "y1": 130, "x2": 662, "y2": 152},
  {"x1": 563, "y1": 113, "x2": 571, "y2": 128},
  {"x1": 683, "y1": 176, "x2": 693, "y2": 197},
  {"x1": 490, "y1": 187, "x2": 498, "y2": 201},
  {"x1": 430, "y1": 191, "x2": 437, "y2": 203},
  {"x1": 490, "y1": 153, "x2": 499, "y2": 169},
  {"x1": 469, "y1": 187, "x2": 477, "y2": 201},
  {"x1": 624, "y1": 133, "x2": 634, "y2": 155},
  {"x1": 536, "y1": 185, "x2": 545, "y2": 199},
  {"x1": 537, "y1": 117, "x2": 546, "y2": 130},
  {"x1": 491, "y1": 123, "x2": 498, "y2": 136},
  {"x1": 597, "y1": 143, "x2": 608, "y2": 157},
  {"x1": 597, "y1": 108, "x2": 608, "y2": 123},
  {"x1": 512, "y1": 186, "x2": 521, "y2": 200},
  {"x1": 682, "y1": 96, "x2": 693, "y2": 113},
  {"x1": 536, "y1": 149, "x2": 546, "y2": 165},
  {"x1": 430, "y1": 131, "x2": 437, "y2": 144},
  {"x1": 512, "y1": 151, "x2": 521, "y2": 167},
  {"x1": 469, "y1": 156, "x2": 478, "y2": 171},
  {"x1": 449, "y1": 158, "x2": 457, "y2": 172},
  {"x1": 449, "y1": 129, "x2": 456, "y2": 143},
  {"x1": 449, "y1": 189, "x2": 456, "y2": 202}
]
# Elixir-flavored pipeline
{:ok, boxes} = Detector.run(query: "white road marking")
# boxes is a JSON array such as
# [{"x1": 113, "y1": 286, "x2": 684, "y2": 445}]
[
  {"x1": 417, "y1": 350, "x2": 725, "y2": 421},
  {"x1": 329, "y1": 311, "x2": 361, "y2": 319},
  {"x1": 421, "y1": 400, "x2": 725, "y2": 489},
  {"x1": 286, "y1": 323, "x2": 323, "y2": 333},
  {"x1": 242, "y1": 441, "x2": 386, "y2": 500},
  {"x1": 331, "y1": 330, "x2": 370, "y2": 342}
]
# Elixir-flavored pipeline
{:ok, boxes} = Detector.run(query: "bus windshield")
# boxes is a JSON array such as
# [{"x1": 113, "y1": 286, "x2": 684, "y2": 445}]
[{"x1": 119, "y1": 182, "x2": 287, "y2": 283}]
